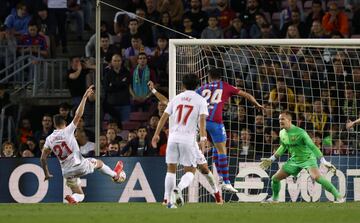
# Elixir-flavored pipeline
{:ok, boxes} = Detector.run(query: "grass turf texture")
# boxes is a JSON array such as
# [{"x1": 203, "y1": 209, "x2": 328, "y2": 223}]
[{"x1": 1, "y1": 202, "x2": 359, "y2": 223}]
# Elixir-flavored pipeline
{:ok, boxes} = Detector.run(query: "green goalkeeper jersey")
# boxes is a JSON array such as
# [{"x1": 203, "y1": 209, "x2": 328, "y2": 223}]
[{"x1": 275, "y1": 124, "x2": 323, "y2": 162}]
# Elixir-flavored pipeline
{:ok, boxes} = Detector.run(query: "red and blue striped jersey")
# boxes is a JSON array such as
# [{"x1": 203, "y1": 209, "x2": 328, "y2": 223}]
[
  {"x1": 20, "y1": 34, "x2": 48, "y2": 51},
  {"x1": 196, "y1": 81, "x2": 239, "y2": 123}
]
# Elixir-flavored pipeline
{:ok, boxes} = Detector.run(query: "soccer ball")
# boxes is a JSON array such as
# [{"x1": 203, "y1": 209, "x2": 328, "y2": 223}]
[{"x1": 118, "y1": 171, "x2": 126, "y2": 183}]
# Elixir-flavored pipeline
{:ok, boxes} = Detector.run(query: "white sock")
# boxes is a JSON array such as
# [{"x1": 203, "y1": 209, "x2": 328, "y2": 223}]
[
  {"x1": 99, "y1": 164, "x2": 116, "y2": 177},
  {"x1": 204, "y1": 172, "x2": 218, "y2": 193},
  {"x1": 178, "y1": 172, "x2": 194, "y2": 191},
  {"x1": 164, "y1": 172, "x2": 176, "y2": 201},
  {"x1": 72, "y1": 193, "x2": 85, "y2": 202}
]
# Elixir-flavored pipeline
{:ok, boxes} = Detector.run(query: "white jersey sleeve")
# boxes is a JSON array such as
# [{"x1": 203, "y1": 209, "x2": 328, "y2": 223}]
[
  {"x1": 64, "y1": 121, "x2": 77, "y2": 137},
  {"x1": 44, "y1": 137, "x2": 51, "y2": 150},
  {"x1": 164, "y1": 99, "x2": 174, "y2": 116}
]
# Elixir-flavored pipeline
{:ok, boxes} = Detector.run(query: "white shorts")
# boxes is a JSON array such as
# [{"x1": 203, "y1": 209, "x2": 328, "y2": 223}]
[
  {"x1": 166, "y1": 142, "x2": 197, "y2": 167},
  {"x1": 63, "y1": 158, "x2": 97, "y2": 180},
  {"x1": 194, "y1": 143, "x2": 207, "y2": 165}
]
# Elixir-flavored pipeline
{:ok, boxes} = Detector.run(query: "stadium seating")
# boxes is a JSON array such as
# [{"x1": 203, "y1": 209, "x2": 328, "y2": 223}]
[
  {"x1": 129, "y1": 112, "x2": 151, "y2": 122},
  {"x1": 122, "y1": 121, "x2": 141, "y2": 131}
]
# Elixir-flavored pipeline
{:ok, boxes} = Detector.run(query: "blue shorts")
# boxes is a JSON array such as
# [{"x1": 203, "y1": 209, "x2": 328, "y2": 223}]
[{"x1": 206, "y1": 121, "x2": 227, "y2": 143}]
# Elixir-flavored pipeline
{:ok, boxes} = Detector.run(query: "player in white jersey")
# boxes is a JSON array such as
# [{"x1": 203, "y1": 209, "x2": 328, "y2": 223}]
[
  {"x1": 148, "y1": 81, "x2": 222, "y2": 204},
  {"x1": 152, "y1": 74, "x2": 209, "y2": 208},
  {"x1": 40, "y1": 86, "x2": 126, "y2": 204}
]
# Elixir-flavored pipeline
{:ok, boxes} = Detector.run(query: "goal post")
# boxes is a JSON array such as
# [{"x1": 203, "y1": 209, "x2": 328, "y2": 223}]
[{"x1": 169, "y1": 38, "x2": 360, "y2": 202}]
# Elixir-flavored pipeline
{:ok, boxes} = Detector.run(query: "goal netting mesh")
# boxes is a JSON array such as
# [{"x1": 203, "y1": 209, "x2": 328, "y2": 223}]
[{"x1": 170, "y1": 39, "x2": 360, "y2": 203}]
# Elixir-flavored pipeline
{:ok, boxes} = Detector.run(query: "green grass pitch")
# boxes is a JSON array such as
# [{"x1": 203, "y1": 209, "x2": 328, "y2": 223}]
[{"x1": 1, "y1": 202, "x2": 359, "y2": 223}]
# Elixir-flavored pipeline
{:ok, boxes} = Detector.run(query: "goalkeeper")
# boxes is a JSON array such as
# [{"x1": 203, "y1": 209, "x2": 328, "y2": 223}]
[{"x1": 260, "y1": 111, "x2": 344, "y2": 203}]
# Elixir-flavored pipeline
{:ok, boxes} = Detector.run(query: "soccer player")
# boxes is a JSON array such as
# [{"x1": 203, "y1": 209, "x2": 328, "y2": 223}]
[
  {"x1": 151, "y1": 74, "x2": 209, "y2": 208},
  {"x1": 40, "y1": 85, "x2": 126, "y2": 204},
  {"x1": 260, "y1": 111, "x2": 345, "y2": 203},
  {"x1": 196, "y1": 68, "x2": 264, "y2": 193},
  {"x1": 148, "y1": 81, "x2": 223, "y2": 204}
]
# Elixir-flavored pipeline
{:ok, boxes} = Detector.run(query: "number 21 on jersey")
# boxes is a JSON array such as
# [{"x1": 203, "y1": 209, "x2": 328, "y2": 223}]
[{"x1": 53, "y1": 142, "x2": 72, "y2": 161}]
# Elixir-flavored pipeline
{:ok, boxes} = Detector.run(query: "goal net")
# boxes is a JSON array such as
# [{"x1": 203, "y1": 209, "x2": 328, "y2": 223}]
[{"x1": 169, "y1": 39, "x2": 360, "y2": 203}]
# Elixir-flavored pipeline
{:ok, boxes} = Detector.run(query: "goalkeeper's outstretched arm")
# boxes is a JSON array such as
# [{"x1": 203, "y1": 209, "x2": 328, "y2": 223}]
[
  {"x1": 259, "y1": 145, "x2": 285, "y2": 170},
  {"x1": 302, "y1": 130, "x2": 323, "y2": 158},
  {"x1": 302, "y1": 130, "x2": 336, "y2": 173}
]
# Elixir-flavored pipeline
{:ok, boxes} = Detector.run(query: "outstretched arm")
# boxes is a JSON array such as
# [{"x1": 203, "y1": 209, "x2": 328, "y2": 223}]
[
  {"x1": 302, "y1": 131, "x2": 323, "y2": 159},
  {"x1": 274, "y1": 144, "x2": 286, "y2": 158},
  {"x1": 260, "y1": 144, "x2": 286, "y2": 170},
  {"x1": 148, "y1": 81, "x2": 169, "y2": 105},
  {"x1": 73, "y1": 85, "x2": 94, "y2": 126},
  {"x1": 302, "y1": 131, "x2": 336, "y2": 173},
  {"x1": 346, "y1": 117, "x2": 360, "y2": 129},
  {"x1": 238, "y1": 90, "x2": 264, "y2": 110}
]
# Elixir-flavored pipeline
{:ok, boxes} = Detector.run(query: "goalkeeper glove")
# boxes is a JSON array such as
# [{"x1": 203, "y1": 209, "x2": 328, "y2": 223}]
[
  {"x1": 260, "y1": 156, "x2": 276, "y2": 170},
  {"x1": 320, "y1": 157, "x2": 337, "y2": 174}
]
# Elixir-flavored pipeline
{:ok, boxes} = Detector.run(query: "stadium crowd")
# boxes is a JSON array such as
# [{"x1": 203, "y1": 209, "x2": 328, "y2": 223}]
[{"x1": 0, "y1": 0, "x2": 360, "y2": 158}]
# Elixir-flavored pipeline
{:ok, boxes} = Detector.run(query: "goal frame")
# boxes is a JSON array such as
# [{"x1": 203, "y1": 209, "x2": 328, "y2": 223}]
[
  {"x1": 169, "y1": 38, "x2": 360, "y2": 100},
  {"x1": 168, "y1": 38, "x2": 360, "y2": 202}
]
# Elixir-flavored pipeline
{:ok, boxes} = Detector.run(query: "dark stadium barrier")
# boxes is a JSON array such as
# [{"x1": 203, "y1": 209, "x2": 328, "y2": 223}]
[
  {"x1": 0, "y1": 156, "x2": 359, "y2": 203},
  {"x1": 0, "y1": 157, "x2": 166, "y2": 203}
]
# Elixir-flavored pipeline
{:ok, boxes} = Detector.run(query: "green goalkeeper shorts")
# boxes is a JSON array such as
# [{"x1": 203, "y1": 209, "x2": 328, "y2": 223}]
[{"x1": 282, "y1": 158, "x2": 318, "y2": 176}]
